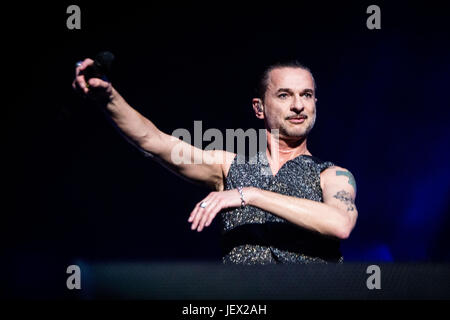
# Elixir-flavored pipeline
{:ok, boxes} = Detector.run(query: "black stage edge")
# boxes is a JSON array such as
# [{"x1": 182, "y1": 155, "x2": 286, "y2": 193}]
[{"x1": 70, "y1": 262, "x2": 450, "y2": 300}]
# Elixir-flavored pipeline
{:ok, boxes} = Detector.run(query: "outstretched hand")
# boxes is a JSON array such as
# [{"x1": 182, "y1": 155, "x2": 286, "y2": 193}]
[{"x1": 188, "y1": 189, "x2": 243, "y2": 232}]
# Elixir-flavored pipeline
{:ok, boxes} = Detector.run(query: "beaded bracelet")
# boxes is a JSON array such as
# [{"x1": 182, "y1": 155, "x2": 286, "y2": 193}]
[{"x1": 237, "y1": 186, "x2": 246, "y2": 208}]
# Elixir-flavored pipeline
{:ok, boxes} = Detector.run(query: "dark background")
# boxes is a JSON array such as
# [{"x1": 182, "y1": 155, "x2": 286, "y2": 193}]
[{"x1": 4, "y1": 1, "x2": 450, "y2": 297}]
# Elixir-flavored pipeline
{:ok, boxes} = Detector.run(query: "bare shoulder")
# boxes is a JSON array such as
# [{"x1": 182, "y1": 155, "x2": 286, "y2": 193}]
[{"x1": 320, "y1": 166, "x2": 357, "y2": 194}]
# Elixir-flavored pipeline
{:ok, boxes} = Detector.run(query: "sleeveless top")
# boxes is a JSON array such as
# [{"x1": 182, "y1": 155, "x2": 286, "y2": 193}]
[{"x1": 221, "y1": 151, "x2": 344, "y2": 265}]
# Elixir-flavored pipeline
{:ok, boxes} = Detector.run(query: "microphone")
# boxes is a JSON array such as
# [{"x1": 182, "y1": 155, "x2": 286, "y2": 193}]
[{"x1": 83, "y1": 51, "x2": 115, "y2": 82}]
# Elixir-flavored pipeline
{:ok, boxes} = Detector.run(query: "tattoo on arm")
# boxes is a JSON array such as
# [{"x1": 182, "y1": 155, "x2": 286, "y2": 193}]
[
  {"x1": 336, "y1": 170, "x2": 357, "y2": 192},
  {"x1": 333, "y1": 190, "x2": 356, "y2": 212}
]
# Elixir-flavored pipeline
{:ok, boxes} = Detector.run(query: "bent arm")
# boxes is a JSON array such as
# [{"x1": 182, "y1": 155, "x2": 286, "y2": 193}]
[{"x1": 242, "y1": 167, "x2": 358, "y2": 239}]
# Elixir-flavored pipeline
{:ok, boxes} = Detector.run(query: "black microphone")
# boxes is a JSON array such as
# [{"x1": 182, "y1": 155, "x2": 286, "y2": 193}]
[{"x1": 83, "y1": 51, "x2": 115, "y2": 82}]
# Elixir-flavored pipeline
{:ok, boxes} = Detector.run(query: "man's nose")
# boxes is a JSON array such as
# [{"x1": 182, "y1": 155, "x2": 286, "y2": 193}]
[{"x1": 291, "y1": 95, "x2": 304, "y2": 112}]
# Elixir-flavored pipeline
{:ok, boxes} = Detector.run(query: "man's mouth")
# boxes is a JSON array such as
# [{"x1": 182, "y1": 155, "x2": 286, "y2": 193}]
[{"x1": 287, "y1": 115, "x2": 307, "y2": 124}]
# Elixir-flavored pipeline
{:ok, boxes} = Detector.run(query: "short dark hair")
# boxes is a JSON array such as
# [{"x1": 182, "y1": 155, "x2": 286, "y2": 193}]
[{"x1": 255, "y1": 60, "x2": 316, "y2": 101}]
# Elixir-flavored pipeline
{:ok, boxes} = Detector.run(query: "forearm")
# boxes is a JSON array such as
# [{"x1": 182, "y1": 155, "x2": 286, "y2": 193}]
[
  {"x1": 103, "y1": 88, "x2": 164, "y2": 155},
  {"x1": 101, "y1": 88, "x2": 225, "y2": 189},
  {"x1": 244, "y1": 187, "x2": 352, "y2": 239}
]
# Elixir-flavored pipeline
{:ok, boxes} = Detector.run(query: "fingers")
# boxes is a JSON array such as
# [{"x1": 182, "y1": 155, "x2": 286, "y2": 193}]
[
  {"x1": 87, "y1": 77, "x2": 110, "y2": 89},
  {"x1": 188, "y1": 198, "x2": 206, "y2": 227},
  {"x1": 73, "y1": 58, "x2": 111, "y2": 96},
  {"x1": 73, "y1": 58, "x2": 93, "y2": 94},
  {"x1": 189, "y1": 196, "x2": 213, "y2": 231},
  {"x1": 197, "y1": 201, "x2": 221, "y2": 232},
  {"x1": 189, "y1": 193, "x2": 221, "y2": 232},
  {"x1": 204, "y1": 205, "x2": 220, "y2": 227},
  {"x1": 75, "y1": 73, "x2": 88, "y2": 94},
  {"x1": 188, "y1": 203, "x2": 201, "y2": 226},
  {"x1": 188, "y1": 198, "x2": 206, "y2": 223},
  {"x1": 76, "y1": 58, "x2": 94, "y2": 74}
]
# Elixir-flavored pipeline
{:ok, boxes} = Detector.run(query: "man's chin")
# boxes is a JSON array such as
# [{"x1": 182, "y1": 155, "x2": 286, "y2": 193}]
[
  {"x1": 284, "y1": 121, "x2": 315, "y2": 138},
  {"x1": 280, "y1": 128, "x2": 308, "y2": 139}
]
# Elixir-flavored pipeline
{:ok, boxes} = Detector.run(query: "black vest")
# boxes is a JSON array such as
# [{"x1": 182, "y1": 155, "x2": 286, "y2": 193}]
[{"x1": 221, "y1": 151, "x2": 343, "y2": 264}]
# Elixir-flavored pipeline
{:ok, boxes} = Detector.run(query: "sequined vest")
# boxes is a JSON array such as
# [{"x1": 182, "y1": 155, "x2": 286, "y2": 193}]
[{"x1": 221, "y1": 151, "x2": 343, "y2": 264}]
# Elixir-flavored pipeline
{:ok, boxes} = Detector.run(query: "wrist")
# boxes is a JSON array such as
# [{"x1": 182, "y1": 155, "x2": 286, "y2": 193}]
[
  {"x1": 242, "y1": 187, "x2": 258, "y2": 206},
  {"x1": 105, "y1": 87, "x2": 123, "y2": 113},
  {"x1": 108, "y1": 87, "x2": 120, "y2": 105}
]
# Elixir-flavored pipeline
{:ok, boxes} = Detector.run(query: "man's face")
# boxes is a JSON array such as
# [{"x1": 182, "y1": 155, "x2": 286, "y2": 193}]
[{"x1": 262, "y1": 67, "x2": 317, "y2": 139}]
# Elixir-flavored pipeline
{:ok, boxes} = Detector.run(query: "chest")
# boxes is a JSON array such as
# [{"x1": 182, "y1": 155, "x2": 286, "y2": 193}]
[{"x1": 226, "y1": 158, "x2": 324, "y2": 202}]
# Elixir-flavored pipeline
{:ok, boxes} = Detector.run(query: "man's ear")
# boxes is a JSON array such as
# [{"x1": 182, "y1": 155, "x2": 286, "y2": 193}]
[
  {"x1": 252, "y1": 98, "x2": 264, "y2": 119},
  {"x1": 315, "y1": 98, "x2": 318, "y2": 103}
]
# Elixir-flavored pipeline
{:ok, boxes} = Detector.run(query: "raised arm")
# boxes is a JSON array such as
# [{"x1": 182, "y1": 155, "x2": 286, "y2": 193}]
[{"x1": 72, "y1": 58, "x2": 235, "y2": 190}]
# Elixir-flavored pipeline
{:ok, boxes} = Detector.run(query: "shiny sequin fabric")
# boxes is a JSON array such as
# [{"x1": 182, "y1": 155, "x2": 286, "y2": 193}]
[{"x1": 221, "y1": 151, "x2": 344, "y2": 265}]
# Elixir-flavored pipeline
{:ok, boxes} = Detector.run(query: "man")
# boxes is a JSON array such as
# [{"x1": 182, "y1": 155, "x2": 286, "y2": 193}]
[{"x1": 73, "y1": 59, "x2": 357, "y2": 264}]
